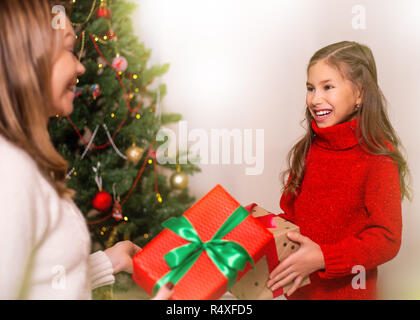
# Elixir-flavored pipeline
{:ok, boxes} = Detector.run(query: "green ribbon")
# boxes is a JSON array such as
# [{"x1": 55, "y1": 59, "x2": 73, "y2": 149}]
[{"x1": 152, "y1": 206, "x2": 255, "y2": 296}]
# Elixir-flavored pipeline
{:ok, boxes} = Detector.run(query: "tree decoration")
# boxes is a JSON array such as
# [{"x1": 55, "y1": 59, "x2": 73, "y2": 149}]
[
  {"x1": 78, "y1": 126, "x2": 93, "y2": 147},
  {"x1": 112, "y1": 54, "x2": 128, "y2": 73},
  {"x1": 91, "y1": 84, "x2": 101, "y2": 99},
  {"x1": 74, "y1": 87, "x2": 84, "y2": 98},
  {"x1": 112, "y1": 183, "x2": 123, "y2": 221},
  {"x1": 170, "y1": 166, "x2": 189, "y2": 190},
  {"x1": 92, "y1": 162, "x2": 112, "y2": 212},
  {"x1": 95, "y1": 2, "x2": 111, "y2": 20},
  {"x1": 126, "y1": 142, "x2": 144, "y2": 165}
]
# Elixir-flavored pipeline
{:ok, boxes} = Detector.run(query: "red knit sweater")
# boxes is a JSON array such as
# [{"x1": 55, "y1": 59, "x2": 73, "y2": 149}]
[{"x1": 249, "y1": 117, "x2": 402, "y2": 300}]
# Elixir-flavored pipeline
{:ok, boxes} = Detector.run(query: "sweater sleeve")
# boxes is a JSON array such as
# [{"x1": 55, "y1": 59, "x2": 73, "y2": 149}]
[
  {"x1": 318, "y1": 156, "x2": 402, "y2": 279},
  {"x1": 88, "y1": 250, "x2": 115, "y2": 289}
]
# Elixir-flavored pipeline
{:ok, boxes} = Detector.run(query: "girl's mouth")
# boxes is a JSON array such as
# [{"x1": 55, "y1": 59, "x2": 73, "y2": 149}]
[{"x1": 314, "y1": 110, "x2": 333, "y2": 122}]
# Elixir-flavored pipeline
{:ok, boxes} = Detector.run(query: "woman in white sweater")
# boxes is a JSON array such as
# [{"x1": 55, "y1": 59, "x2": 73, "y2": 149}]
[{"x1": 0, "y1": 0, "x2": 173, "y2": 299}]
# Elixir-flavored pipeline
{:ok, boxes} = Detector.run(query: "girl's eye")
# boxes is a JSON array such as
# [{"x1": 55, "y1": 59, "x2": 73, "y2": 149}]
[
  {"x1": 307, "y1": 87, "x2": 314, "y2": 92},
  {"x1": 324, "y1": 85, "x2": 333, "y2": 90}
]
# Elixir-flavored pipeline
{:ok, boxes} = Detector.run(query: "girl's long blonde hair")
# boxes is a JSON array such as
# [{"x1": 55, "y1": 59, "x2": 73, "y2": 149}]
[
  {"x1": 0, "y1": 0, "x2": 74, "y2": 198},
  {"x1": 280, "y1": 41, "x2": 413, "y2": 202}
]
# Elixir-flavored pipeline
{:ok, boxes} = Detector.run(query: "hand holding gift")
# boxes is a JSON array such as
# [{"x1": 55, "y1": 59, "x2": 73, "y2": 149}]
[
  {"x1": 266, "y1": 232, "x2": 325, "y2": 297},
  {"x1": 104, "y1": 240, "x2": 142, "y2": 274},
  {"x1": 104, "y1": 240, "x2": 175, "y2": 300},
  {"x1": 230, "y1": 206, "x2": 311, "y2": 299}
]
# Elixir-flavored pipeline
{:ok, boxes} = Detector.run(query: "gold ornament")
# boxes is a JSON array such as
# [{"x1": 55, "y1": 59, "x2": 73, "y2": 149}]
[
  {"x1": 126, "y1": 142, "x2": 144, "y2": 165},
  {"x1": 170, "y1": 171, "x2": 189, "y2": 190}
]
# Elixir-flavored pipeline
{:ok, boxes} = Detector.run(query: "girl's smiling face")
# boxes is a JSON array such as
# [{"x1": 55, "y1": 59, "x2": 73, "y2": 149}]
[
  {"x1": 50, "y1": 17, "x2": 85, "y2": 117},
  {"x1": 306, "y1": 59, "x2": 362, "y2": 128}
]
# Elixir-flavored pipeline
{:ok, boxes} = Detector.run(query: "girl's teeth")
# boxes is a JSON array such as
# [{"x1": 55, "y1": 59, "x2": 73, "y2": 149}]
[{"x1": 316, "y1": 111, "x2": 332, "y2": 116}]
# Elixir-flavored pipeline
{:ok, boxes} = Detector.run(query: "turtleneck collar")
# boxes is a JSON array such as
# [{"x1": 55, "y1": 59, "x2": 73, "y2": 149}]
[{"x1": 311, "y1": 117, "x2": 359, "y2": 150}]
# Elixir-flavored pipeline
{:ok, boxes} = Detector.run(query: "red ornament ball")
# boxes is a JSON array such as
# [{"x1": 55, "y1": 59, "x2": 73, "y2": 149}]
[
  {"x1": 95, "y1": 5, "x2": 111, "y2": 20},
  {"x1": 92, "y1": 190, "x2": 113, "y2": 211}
]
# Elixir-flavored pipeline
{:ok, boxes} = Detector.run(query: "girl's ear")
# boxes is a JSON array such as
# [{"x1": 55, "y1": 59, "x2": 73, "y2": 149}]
[{"x1": 353, "y1": 83, "x2": 363, "y2": 105}]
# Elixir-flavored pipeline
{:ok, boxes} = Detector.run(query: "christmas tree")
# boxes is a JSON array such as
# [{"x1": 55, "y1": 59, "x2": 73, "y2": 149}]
[{"x1": 49, "y1": 0, "x2": 200, "y2": 251}]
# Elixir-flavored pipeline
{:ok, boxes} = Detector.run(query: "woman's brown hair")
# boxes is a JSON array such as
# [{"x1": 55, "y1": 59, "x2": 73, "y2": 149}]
[
  {"x1": 0, "y1": 0, "x2": 74, "y2": 198},
  {"x1": 280, "y1": 41, "x2": 413, "y2": 202}
]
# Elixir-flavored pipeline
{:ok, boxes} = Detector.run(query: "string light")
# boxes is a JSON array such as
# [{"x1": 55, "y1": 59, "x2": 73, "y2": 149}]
[
  {"x1": 98, "y1": 63, "x2": 103, "y2": 68},
  {"x1": 73, "y1": 171, "x2": 77, "y2": 176},
  {"x1": 136, "y1": 114, "x2": 141, "y2": 119},
  {"x1": 110, "y1": 113, "x2": 115, "y2": 118},
  {"x1": 148, "y1": 159, "x2": 153, "y2": 164},
  {"x1": 144, "y1": 234, "x2": 149, "y2": 239},
  {"x1": 133, "y1": 74, "x2": 138, "y2": 79},
  {"x1": 124, "y1": 216, "x2": 128, "y2": 221},
  {"x1": 129, "y1": 94, "x2": 134, "y2": 99},
  {"x1": 55, "y1": 114, "x2": 59, "y2": 118},
  {"x1": 135, "y1": 88, "x2": 139, "y2": 93}
]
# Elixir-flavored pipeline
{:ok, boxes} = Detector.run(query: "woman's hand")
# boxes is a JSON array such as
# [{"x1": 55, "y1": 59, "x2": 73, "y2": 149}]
[
  {"x1": 104, "y1": 240, "x2": 142, "y2": 274},
  {"x1": 266, "y1": 232, "x2": 325, "y2": 297}
]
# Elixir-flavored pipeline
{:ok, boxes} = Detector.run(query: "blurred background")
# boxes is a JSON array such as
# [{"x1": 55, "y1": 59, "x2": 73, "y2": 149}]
[{"x1": 129, "y1": 0, "x2": 420, "y2": 299}]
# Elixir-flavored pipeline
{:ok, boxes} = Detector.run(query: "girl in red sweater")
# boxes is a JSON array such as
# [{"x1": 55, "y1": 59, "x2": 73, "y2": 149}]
[{"x1": 263, "y1": 41, "x2": 413, "y2": 299}]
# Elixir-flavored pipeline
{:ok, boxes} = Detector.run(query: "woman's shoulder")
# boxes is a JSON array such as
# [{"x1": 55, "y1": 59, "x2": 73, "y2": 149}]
[{"x1": 0, "y1": 134, "x2": 41, "y2": 186}]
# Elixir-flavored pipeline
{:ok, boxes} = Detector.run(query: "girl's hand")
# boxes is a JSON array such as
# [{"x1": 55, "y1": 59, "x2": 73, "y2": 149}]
[
  {"x1": 152, "y1": 282, "x2": 174, "y2": 300},
  {"x1": 266, "y1": 232, "x2": 325, "y2": 297},
  {"x1": 104, "y1": 240, "x2": 142, "y2": 274}
]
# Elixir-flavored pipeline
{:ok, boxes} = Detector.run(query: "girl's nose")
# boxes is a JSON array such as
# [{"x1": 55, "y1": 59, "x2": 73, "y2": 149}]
[{"x1": 311, "y1": 91, "x2": 325, "y2": 106}]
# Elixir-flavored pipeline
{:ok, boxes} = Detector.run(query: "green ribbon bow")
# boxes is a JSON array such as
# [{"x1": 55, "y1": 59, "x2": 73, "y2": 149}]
[{"x1": 152, "y1": 206, "x2": 255, "y2": 296}]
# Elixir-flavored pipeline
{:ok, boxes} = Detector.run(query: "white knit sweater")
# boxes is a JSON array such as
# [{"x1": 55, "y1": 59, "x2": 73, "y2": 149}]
[{"x1": 0, "y1": 134, "x2": 115, "y2": 299}]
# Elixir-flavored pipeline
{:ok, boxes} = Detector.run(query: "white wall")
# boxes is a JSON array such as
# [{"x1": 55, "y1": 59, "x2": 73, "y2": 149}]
[{"x1": 131, "y1": 0, "x2": 420, "y2": 299}]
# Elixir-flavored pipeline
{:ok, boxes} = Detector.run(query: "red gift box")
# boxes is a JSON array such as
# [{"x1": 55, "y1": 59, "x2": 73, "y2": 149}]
[{"x1": 132, "y1": 185, "x2": 278, "y2": 300}]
